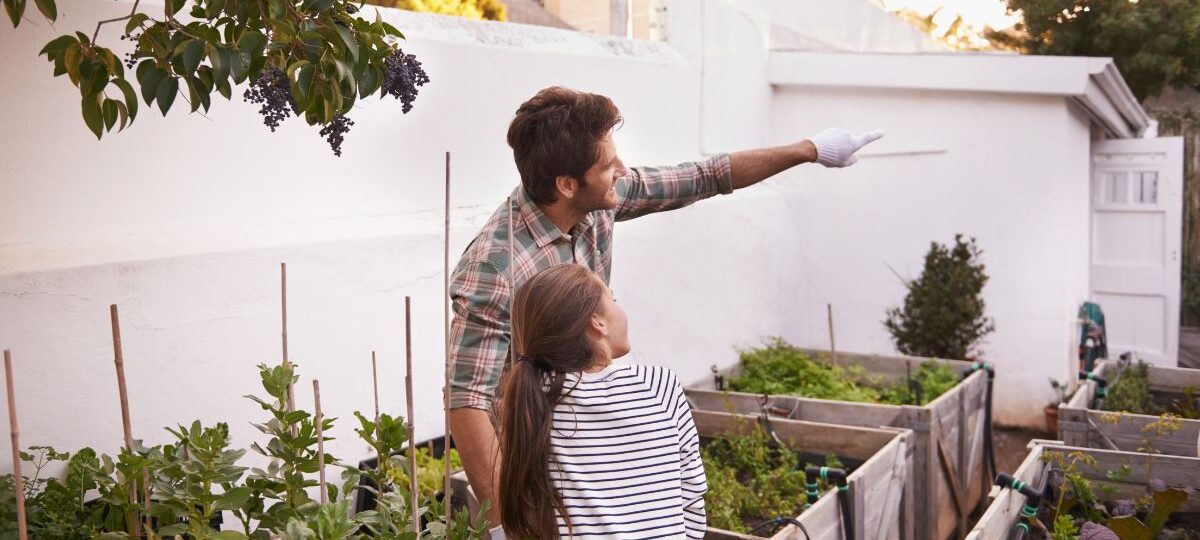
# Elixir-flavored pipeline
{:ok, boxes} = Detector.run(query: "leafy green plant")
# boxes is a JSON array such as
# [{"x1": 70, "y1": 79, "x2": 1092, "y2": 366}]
[
  {"x1": 1102, "y1": 361, "x2": 1159, "y2": 416},
  {"x1": 885, "y1": 234, "x2": 995, "y2": 360},
  {"x1": 150, "y1": 421, "x2": 250, "y2": 539},
  {"x1": 702, "y1": 420, "x2": 845, "y2": 533},
  {"x1": 727, "y1": 338, "x2": 958, "y2": 406},
  {"x1": 5, "y1": 0, "x2": 429, "y2": 155}
]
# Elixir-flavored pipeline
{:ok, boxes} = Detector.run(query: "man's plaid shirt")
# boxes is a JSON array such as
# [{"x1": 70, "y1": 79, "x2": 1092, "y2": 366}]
[{"x1": 447, "y1": 154, "x2": 733, "y2": 411}]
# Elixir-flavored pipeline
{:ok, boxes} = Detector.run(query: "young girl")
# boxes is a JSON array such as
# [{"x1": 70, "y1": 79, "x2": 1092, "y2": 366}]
[{"x1": 497, "y1": 264, "x2": 707, "y2": 539}]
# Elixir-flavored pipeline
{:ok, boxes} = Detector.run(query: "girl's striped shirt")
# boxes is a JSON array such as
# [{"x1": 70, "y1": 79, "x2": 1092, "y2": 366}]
[{"x1": 547, "y1": 363, "x2": 706, "y2": 539}]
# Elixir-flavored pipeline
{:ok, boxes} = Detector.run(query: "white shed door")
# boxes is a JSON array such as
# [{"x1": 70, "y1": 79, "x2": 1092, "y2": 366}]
[{"x1": 1090, "y1": 137, "x2": 1184, "y2": 367}]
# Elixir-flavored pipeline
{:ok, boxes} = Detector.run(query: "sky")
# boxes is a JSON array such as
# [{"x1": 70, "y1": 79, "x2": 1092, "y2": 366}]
[{"x1": 877, "y1": 0, "x2": 1022, "y2": 32}]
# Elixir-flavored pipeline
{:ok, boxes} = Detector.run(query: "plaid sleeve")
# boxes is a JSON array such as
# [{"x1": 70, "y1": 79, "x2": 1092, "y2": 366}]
[
  {"x1": 448, "y1": 260, "x2": 511, "y2": 411},
  {"x1": 614, "y1": 153, "x2": 733, "y2": 222}
]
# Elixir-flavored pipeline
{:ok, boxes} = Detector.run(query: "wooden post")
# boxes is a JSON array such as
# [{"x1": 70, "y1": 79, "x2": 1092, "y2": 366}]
[
  {"x1": 109, "y1": 305, "x2": 142, "y2": 539},
  {"x1": 282, "y1": 263, "x2": 296, "y2": 421},
  {"x1": 827, "y1": 304, "x2": 838, "y2": 364},
  {"x1": 442, "y1": 151, "x2": 453, "y2": 525},
  {"x1": 5, "y1": 350, "x2": 28, "y2": 540},
  {"x1": 313, "y1": 379, "x2": 327, "y2": 504},
  {"x1": 371, "y1": 351, "x2": 382, "y2": 473},
  {"x1": 405, "y1": 296, "x2": 420, "y2": 533}
]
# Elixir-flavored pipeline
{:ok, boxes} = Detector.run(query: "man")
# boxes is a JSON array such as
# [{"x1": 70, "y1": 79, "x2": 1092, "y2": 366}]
[{"x1": 448, "y1": 86, "x2": 882, "y2": 523}]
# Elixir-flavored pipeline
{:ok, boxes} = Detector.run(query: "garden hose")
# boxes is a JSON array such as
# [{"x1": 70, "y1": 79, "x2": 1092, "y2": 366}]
[
  {"x1": 994, "y1": 465, "x2": 1059, "y2": 540},
  {"x1": 747, "y1": 516, "x2": 811, "y2": 539},
  {"x1": 963, "y1": 362, "x2": 997, "y2": 478},
  {"x1": 804, "y1": 466, "x2": 852, "y2": 540},
  {"x1": 1078, "y1": 370, "x2": 1108, "y2": 408}
]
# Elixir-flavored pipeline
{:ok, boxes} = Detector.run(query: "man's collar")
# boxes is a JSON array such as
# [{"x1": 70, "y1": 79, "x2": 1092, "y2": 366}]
[{"x1": 516, "y1": 187, "x2": 595, "y2": 248}]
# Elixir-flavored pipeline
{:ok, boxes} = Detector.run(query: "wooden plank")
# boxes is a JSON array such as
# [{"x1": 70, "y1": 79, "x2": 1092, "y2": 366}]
[
  {"x1": 693, "y1": 410, "x2": 895, "y2": 460},
  {"x1": 1082, "y1": 409, "x2": 1200, "y2": 456},
  {"x1": 964, "y1": 443, "x2": 1048, "y2": 540},
  {"x1": 933, "y1": 415, "x2": 967, "y2": 538},
  {"x1": 686, "y1": 389, "x2": 906, "y2": 427}
]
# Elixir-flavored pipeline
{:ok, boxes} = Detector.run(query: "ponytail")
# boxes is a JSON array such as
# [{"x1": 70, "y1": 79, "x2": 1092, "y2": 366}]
[{"x1": 499, "y1": 359, "x2": 569, "y2": 539}]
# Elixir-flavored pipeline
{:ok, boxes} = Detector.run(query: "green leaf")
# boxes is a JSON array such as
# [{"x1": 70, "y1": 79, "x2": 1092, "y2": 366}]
[
  {"x1": 157, "y1": 523, "x2": 189, "y2": 536},
  {"x1": 138, "y1": 63, "x2": 166, "y2": 106},
  {"x1": 181, "y1": 39, "x2": 204, "y2": 75},
  {"x1": 1107, "y1": 516, "x2": 1151, "y2": 540},
  {"x1": 1146, "y1": 487, "x2": 1188, "y2": 533},
  {"x1": 215, "y1": 78, "x2": 231, "y2": 100},
  {"x1": 211, "y1": 46, "x2": 231, "y2": 83},
  {"x1": 168, "y1": 0, "x2": 185, "y2": 15},
  {"x1": 156, "y1": 76, "x2": 178, "y2": 116},
  {"x1": 81, "y1": 94, "x2": 103, "y2": 139},
  {"x1": 112, "y1": 78, "x2": 138, "y2": 125},
  {"x1": 103, "y1": 98, "x2": 118, "y2": 131},
  {"x1": 3, "y1": 0, "x2": 25, "y2": 28},
  {"x1": 335, "y1": 24, "x2": 358, "y2": 61},
  {"x1": 125, "y1": 12, "x2": 148, "y2": 35},
  {"x1": 216, "y1": 486, "x2": 253, "y2": 510},
  {"x1": 237, "y1": 29, "x2": 267, "y2": 56},
  {"x1": 205, "y1": 0, "x2": 225, "y2": 19},
  {"x1": 80, "y1": 65, "x2": 108, "y2": 98},
  {"x1": 32, "y1": 0, "x2": 52, "y2": 21},
  {"x1": 114, "y1": 99, "x2": 129, "y2": 131},
  {"x1": 39, "y1": 34, "x2": 75, "y2": 57}
]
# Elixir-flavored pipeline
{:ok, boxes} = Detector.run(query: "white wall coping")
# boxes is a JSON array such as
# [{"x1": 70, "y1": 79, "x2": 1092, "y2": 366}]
[{"x1": 769, "y1": 51, "x2": 1150, "y2": 137}]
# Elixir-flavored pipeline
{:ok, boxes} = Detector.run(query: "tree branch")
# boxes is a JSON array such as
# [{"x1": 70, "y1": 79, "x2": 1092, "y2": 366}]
[{"x1": 91, "y1": 0, "x2": 140, "y2": 44}]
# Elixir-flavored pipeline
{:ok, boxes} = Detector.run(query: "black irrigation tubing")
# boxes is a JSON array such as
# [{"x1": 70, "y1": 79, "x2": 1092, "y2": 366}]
[
  {"x1": 963, "y1": 362, "x2": 998, "y2": 479},
  {"x1": 748, "y1": 516, "x2": 811, "y2": 539},
  {"x1": 1078, "y1": 370, "x2": 1109, "y2": 408},
  {"x1": 994, "y1": 466, "x2": 1059, "y2": 540},
  {"x1": 804, "y1": 466, "x2": 852, "y2": 540}
]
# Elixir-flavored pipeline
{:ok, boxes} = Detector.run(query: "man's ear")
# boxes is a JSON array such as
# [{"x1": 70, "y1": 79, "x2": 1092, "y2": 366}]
[
  {"x1": 555, "y1": 175, "x2": 579, "y2": 200},
  {"x1": 590, "y1": 313, "x2": 608, "y2": 337}
]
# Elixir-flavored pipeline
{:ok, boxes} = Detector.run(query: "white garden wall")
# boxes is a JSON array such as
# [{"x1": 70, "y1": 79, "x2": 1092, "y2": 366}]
[{"x1": 0, "y1": 0, "x2": 1137, "y2": 476}]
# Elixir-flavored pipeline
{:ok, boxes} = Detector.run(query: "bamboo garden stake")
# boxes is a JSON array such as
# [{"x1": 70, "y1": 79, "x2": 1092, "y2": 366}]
[{"x1": 5, "y1": 350, "x2": 29, "y2": 540}]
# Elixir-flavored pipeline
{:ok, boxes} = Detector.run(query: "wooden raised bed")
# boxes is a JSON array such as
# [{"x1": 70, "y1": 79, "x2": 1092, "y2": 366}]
[
  {"x1": 688, "y1": 348, "x2": 992, "y2": 540},
  {"x1": 965, "y1": 440, "x2": 1200, "y2": 540},
  {"x1": 1059, "y1": 359, "x2": 1200, "y2": 456},
  {"x1": 696, "y1": 410, "x2": 913, "y2": 540}
]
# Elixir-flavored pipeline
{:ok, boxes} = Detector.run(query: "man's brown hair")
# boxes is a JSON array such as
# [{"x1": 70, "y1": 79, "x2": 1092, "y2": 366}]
[{"x1": 506, "y1": 87, "x2": 623, "y2": 205}]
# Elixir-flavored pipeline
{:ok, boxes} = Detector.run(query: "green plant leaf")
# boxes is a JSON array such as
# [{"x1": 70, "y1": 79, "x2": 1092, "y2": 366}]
[
  {"x1": 1146, "y1": 487, "x2": 1187, "y2": 534},
  {"x1": 216, "y1": 486, "x2": 253, "y2": 510},
  {"x1": 112, "y1": 77, "x2": 138, "y2": 124},
  {"x1": 181, "y1": 39, "x2": 204, "y2": 75},
  {"x1": 32, "y1": 0, "x2": 53, "y2": 22},
  {"x1": 125, "y1": 12, "x2": 148, "y2": 34},
  {"x1": 103, "y1": 98, "x2": 118, "y2": 131},
  {"x1": 3, "y1": 0, "x2": 25, "y2": 28},
  {"x1": 81, "y1": 94, "x2": 103, "y2": 139},
  {"x1": 156, "y1": 75, "x2": 178, "y2": 115},
  {"x1": 157, "y1": 523, "x2": 189, "y2": 536},
  {"x1": 39, "y1": 34, "x2": 75, "y2": 57},
  {"x1": 1107, "y1": 516, "x2": 1152, "y2": 540}
]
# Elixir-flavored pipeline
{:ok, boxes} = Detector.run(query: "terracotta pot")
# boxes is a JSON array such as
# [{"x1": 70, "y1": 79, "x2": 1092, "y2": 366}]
[{"x1": 1044, "y1": 404, "x2": 1059, "y2": 438}]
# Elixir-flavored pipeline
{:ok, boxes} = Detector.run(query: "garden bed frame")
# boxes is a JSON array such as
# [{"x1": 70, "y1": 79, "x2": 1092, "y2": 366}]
[
  {"x1": 965, "y1": 440, "x2": 1200, "y2": 540},
  {"x1": 687, "y1": 348, "x2": 992, "y2": 540},
  {"x1": 696, "y1": 410, "x2": 913, "y2": 540},
  {"x1": 1059, "y1": 359, "x2": 1200, "y2": 456}
]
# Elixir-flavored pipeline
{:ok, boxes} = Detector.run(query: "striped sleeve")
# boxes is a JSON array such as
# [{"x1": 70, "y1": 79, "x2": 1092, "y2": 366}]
[{"x1": 671, "y1": 373, "x2": 707, "y2": 538}]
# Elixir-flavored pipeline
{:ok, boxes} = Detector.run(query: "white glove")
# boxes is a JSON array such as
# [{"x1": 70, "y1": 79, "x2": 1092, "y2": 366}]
[{"x1": 809, "y1": 128, "x2": 885, "y2": 168}]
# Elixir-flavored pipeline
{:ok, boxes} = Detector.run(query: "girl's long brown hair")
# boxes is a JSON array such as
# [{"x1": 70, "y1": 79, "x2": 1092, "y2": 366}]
[{"x1": 498, "y1": 264, "x2": 605, "y2": 539}]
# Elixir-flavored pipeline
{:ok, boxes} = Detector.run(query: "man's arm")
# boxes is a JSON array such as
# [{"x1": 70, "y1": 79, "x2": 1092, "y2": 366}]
[
  {"x1": 448, "y1": 408, "x2": 501, "y2": 525},
  {"x1": 729, "y1": 129, "x2": 885, "y2": 190},
  {"x1": 728, "y1": 140, "x2": 817, "y2": 190},
  {"x1": 447, "y1": 260, "x2": 511, "y2": 526}
]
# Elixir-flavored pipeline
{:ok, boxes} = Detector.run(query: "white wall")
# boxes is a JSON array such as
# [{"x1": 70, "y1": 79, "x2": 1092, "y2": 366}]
[
  {"x1": 766, "y1": 86, "x2": 1094, "y2": 427},
  {"x1": 0, "y1": 0, "x2": 1107, "y2": 478}
]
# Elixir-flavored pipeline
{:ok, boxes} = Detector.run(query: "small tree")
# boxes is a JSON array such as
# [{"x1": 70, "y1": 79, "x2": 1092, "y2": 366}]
[{"x1": 885, "y1": 234, "x2": 995, "y2": 360}]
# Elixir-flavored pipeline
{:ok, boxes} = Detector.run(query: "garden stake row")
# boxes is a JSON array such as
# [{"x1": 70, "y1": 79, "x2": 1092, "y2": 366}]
[
  {"x1": 405, "y1": 296, "x2": 420, "y2": 534},
  {"x1": 314, "y1": 379, "x2": 327, "y2": 504},
  {"x1": 442, "y1": 150, "x2": 453, "y2": 526},
  {"x1": 803, "y1": 466, "x2": 852, "y2": 540},
  {"x1": 372, "y1": 351, "x2": 382, "y2": 473},
  {"x1": 110, "y1": 304, "x2": 150, "y2": 539},
  {"x1": 5, "y1": 350, "x2": 29, "y2": 540}
]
